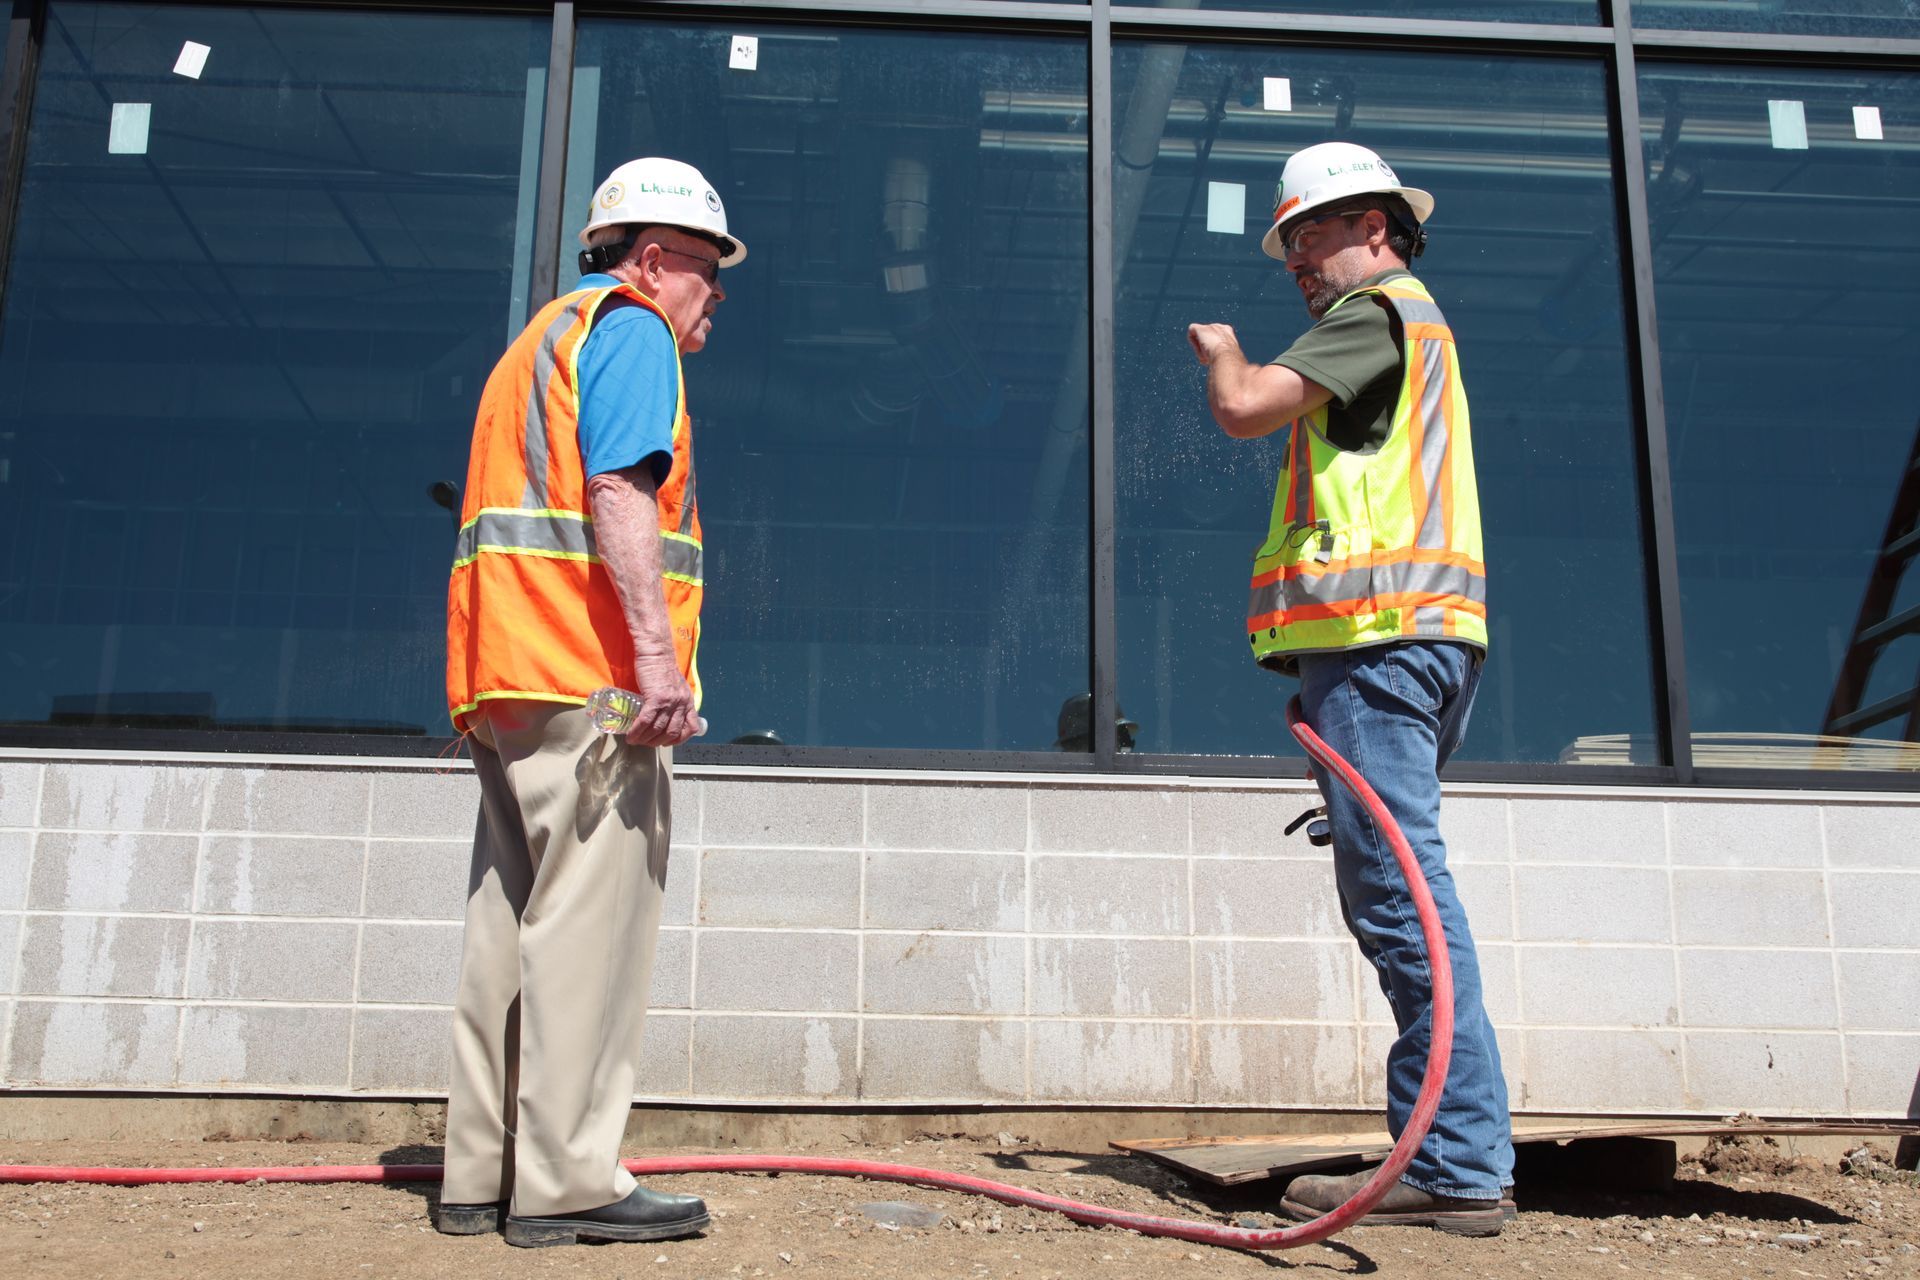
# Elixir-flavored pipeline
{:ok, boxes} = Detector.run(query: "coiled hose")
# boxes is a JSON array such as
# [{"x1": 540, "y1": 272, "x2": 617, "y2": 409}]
[{"x1": 0, "y1": 696, "x2": 1454, "y2": 1252}]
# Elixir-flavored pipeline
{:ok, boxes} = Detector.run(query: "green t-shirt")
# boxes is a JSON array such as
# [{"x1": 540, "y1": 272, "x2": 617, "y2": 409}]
[{"x1": 1270, "y1": 267, "x2": 1413, "y2": 454}]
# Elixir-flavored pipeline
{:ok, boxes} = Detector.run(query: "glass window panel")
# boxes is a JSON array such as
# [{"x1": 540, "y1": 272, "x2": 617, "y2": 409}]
[
  {"x1": 0, "y1": 2, "x2": 548, "y2": 737},
  {"x1": 1642, "y1": 65, "x2": 1920, "y2": 772},
  {"x1": 1633, "y1": 1, "x2": 1920, "y2": 39},
  {"x1": 567, "y1": 22, "x2": 1089, "y2": 751},
  {"x1": 1114, "y1": 45, "x2": 1653, "y2": 763},
  {"x1": 1169, "y1": 1, "x2": 1597, "y2": 23}
]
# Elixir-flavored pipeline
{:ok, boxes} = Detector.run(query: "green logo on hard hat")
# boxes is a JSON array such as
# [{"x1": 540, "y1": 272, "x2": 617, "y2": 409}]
[
  {"x1": 705, "y1": 190, "x2": 722, "y2": 212},
  {"x1": 638, "y1": 182, "x2": 693, "y2": 197}
]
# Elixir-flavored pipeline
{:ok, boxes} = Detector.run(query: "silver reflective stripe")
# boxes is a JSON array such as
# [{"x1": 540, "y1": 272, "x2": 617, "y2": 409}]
[
  {"x1": 1387, "y1": 295, "x2": 1447, "y2": 327},
  {"x1": 677, "y1": 455, "x2": 698, "y2": 537},
  {"x1": 455, "y1": 510, "x2": 597, "y2": 562},
  {"x1": 662, "y1": 536, "x2": 703, "y2": 582},
  {"x1": 1413, "y1": 605, "x2": 1450, "y2": 635},
  {"x1": 1415, "y1": 338, "x2": 1451, "y2": 550},
  {"x1": 1248, "y1": 558, "x2": 1485, "y2": 618},
  {"x1": 520, "y1": 295, "x2": 595, "y2": 509},
  {"x1": 1289, "y1": 429, "x2": 1312, "y2": 523}
]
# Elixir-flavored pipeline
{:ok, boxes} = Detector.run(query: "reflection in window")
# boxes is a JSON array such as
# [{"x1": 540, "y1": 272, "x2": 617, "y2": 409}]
[
  {"x1": 1170, "y1": 0, "x2": 1597, "y2": 22},
  {"x1": 1633, "y1": 1, "x2": 1920, "y2": 39},
  {"x1": 1642, "y1": 66, "x2": 1920, "y2": 771},
  {"x1": 1113, "y1": 45, "x2": 1653, "y2": 763},
  {"x1": 566, "y1": 23, "x2": 1090, "y2": 751},
  {"x1": 0, "y1": 2, "x2": 547, "y2": 735}
]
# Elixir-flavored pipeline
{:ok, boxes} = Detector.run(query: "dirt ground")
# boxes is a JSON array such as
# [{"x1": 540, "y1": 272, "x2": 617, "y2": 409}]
[{"x1": 2, "y1": 1131, "x2": 1916, "y2": 1279}]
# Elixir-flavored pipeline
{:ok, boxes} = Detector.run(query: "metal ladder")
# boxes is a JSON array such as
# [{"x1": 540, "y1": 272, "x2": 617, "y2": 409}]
[{"x1": 1823, "y1": 418, "x2": 1920, "y2": 742}]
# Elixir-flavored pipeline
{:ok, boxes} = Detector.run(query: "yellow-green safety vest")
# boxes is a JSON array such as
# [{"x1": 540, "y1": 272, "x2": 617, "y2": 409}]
[{"x1": 1248, "y1": 276, "x2": 1487, "y2": 673}]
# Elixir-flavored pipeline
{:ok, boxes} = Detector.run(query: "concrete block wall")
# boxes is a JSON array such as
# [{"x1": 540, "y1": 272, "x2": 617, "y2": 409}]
[{"x1": 0, "y1": 757, "x2": 1916, "y2": 1119}]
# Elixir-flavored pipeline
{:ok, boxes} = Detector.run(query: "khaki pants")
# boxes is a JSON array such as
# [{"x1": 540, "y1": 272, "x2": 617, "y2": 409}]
[{"x1": 442, "y1": 700, "x2": 672, "y2": 1216}]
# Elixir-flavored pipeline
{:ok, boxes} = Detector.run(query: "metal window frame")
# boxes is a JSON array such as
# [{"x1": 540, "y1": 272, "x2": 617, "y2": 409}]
[{"x1": 1, "y1": 0, "x2": 1918, "y2": 793}]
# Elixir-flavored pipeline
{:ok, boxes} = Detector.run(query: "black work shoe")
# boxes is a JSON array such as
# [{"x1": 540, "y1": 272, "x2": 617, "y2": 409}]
[
  {"x1": 1280, "y1": 1168, "x2": 1505, "y2": 1237},
  {"x1": 503, "y1": 1185, "x2": 710, "y2": 1248},
  {"x1": 433, "y1": 1199, "x2": 506, "y2": 1234}
]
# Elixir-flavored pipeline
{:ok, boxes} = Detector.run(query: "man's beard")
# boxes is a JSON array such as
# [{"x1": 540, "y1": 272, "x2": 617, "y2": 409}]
[{"x1": 1296, "y1": 256, "x2": 1369, "y2": 320}]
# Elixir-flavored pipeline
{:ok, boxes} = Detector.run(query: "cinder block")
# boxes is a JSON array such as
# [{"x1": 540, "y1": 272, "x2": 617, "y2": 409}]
[
  {"x1": 700, "y1": 848, "x2": 859, "y2": 929},
  {"x1": 864, "y1": 850, "x2": 1024, "y2": 932},
  {"x1": 179, "y1": 1005, "x2": 352, "y2": 1089},
  {"x1": 1034, "y1": 938, "x2": 1189, "y2": 1018},
  {"x1": 691, "y1": 1014, "x2": 855, "y2": 1099},
  {"x1": 40, "y1": 764, "x2": 208, "y2": 833},
  {"x1": 207, "y1": 768, "x2": 370, "y2": 837},
  {"x1": 1189, "y1": 787, "x2": 1321, "y2": 858},
  {"x1": 1842, "y1": 1033, "x2": 1920, "y2": 1114},
  {"x1": 865, "y1": 782, "x2": 1028, "y2": 852},
  {"x1": 198, "y1": 835, "x2": 365, "y2": 917},
  {"x1": 694, "y1": 930, "x2": 857, "y2": 1012},
  {"x1": 18, "y1": 915, "x2": 190, "y2": 997},
  {"x1": 1517, "y1": 946, "x2": 1678, "y2": 1027},
  {"x1": 1512, "y1": 866, "x2": 1670, "y2": 944},
  {"x1": 703, "y1": 779, "x2": 862, "y2": 848},
  {"x1": 0, "y1": 831, "x2": 33, "y2": 909},
  {"x1": 1684, "y1": 1031, "x2": 1846, "y2": 1114},
  {"x1": 1836, "y1": 952, "x2": 1920, "y2": 1033},
  {"x1": 1194, "y1": 1023, "x2": 1359, "y2": 1107},
  {"x1": 357, "y1": 922, "x2": 461, "y2": 1005},
  {"x1": 1478, "y1": 942, "x2": 1519, "y2": 1025},
  {"x1": 1191, "y1": 858, "x2": 1342, "y2": 940},
  {"x1": 1029, "y1": 1021, "x2": 1191, "y2": 1104},
  {"x1": 1672, "y1": 870, "x2": 1828, "y2": 947},
  {"x1": 365, "y1": 840, "x2": 470, "y2": 921},
  {"x1": 1828, "y1": 873, "x2": 1918, "y2": 949},
  {"x1": 1822, "y1": 804, "x2": 1920, "y2": 871},
  {"x1": 1510, "y1": 797, "x2": 1664, "y2": 865},
  {"x1": 1517, "y1": 1029, "x2": 1684, "y2": 1111},
  {"x1": 1033, "y1": 856, "x2": 1187, "y2": 936},
  {"x1": 864, "y1": 933, "x2": 1025, "y2": 1016},
  {"x1": 1192, "y1": 939, "x2": 1351, "y2": 1021},
  {"x1": 1679, "y1": 950, "x2": 1837, "y2": 1030},
  {"x1": 663, "y1": 843, "x2": 695, "y2": 926},
  {"x1": 0, "y1": 762, "x2": 42, "y2": 827},
  {"x1": 637, "y1": 1012, "x2": 690, "y2": 1098},
  {"x1": 352, "y1": 1007, "x2": 451, "y2": 1092},
  {"x1": 861, "y1": 1018, "x2": 1026, "y2": 1101},
  {"x1": 0, "y1": 914, "x2": 18, "y2": 995},
  {"x1": 1450, "y1": 862, "x2": 1512, "y2": 941},
  {"x1": 1667, "y1": 801, "x2": 1822, "y2": 868},
  {"x1": 651, "y1": 928, "x2": 691, "y2": 1009},
  {"x1": 28, "y1": 832, "x2": 198, "y2": 914},
  {"x1": 186, "y1": 920, "x2": 357, "y2": 1002},
  {"x1": 7, "y1": 1000, "x2": 179, "y2": 1086},
  {"x1": 1029, "y1": 787, "x2": 1187, "y2": 855},
  {"x1": 670, "y1": 779, "x2": 702, "y2": 848},
  {"x1": 1439, "y1": 796, "x2": 1512, "y2": 864},
  {"x1": 369, "y1": 771, "x2": 480, "y2": 841}
]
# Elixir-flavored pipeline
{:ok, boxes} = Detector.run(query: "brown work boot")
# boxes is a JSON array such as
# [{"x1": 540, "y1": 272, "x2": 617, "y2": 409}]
[{"x1": 1280, "y1": 1167, "x2": 1506, "y2": 1237}]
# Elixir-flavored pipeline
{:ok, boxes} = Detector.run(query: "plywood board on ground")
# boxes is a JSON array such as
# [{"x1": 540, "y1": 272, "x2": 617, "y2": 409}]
[{"x1": 1111, "y1": 1118, "x2": 1920, "y2": 1186}]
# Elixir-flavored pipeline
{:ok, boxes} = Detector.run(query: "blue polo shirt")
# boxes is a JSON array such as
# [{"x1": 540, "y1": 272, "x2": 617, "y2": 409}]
[{"x1": 575, "y1": 273, "x2": 680, "y2": 485}]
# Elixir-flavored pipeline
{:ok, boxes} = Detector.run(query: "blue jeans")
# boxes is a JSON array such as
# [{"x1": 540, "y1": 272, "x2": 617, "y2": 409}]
[{"x1": 1297, "y1": 640, "x2": 1515, "y2": 1200}]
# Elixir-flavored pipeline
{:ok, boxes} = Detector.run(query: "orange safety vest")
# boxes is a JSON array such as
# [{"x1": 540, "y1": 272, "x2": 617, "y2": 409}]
[
  {"x1": 1247, "y1": 275, "x2": 1486, "y2": 673},
  {"x1": 446, "y1": 283, "x2": 703, "y2": 734}
]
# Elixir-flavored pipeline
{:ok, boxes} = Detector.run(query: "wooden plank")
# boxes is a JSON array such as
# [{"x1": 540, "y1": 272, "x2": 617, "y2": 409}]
[{"x1": 1111, "y1": 1118, "x2": 1920, "y2": 1187}]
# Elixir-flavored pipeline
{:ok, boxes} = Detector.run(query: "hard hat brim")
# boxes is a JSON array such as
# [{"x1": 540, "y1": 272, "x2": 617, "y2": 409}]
[{"x1": 1260, "y1": 185, "x2": 1434, "y2": 261}]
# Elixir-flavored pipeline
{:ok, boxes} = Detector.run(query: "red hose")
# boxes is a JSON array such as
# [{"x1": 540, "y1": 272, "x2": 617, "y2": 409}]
[{"x1": 0, "y1": 697, "x2": 1453, "y2": 1252}]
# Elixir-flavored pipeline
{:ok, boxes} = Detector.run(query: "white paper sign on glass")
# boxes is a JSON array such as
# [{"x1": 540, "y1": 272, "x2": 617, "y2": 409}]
[
  {"x1": 108, "y1": 103, "x2": 151, "y2": 154},
  {"x1": 1206, "y1": 181, "x2": 1246, "y2": 235},
  {"x1": 730, "y1": 35, "x2": 759, "y2": 71},
  {"x1": 1263, "y1": 77, "x2": 1292, "y2": 112},
  {"x1": 1767, "y1": 99, "x2": 1809, "y2": 150},
  {"x1": 1853, "y1": 106, "x2": 1883, "y2": 141},
  {"x1": 173, "y1": 41, "x2": 210, "y2": 79}
]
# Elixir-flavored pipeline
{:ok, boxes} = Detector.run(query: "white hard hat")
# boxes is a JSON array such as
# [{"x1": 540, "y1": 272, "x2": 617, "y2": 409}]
[
  {"x1": 578, "y1": 156, "x2": 745, "y2": 266},
  {"x1": 1260, "y1": 142, "x2": 1433, "y2": 261}
]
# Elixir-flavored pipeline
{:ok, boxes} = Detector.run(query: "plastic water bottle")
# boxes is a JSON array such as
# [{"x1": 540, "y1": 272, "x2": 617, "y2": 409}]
[{"x1": 584, "y1": 686, "x2": 708, "y2": 737}]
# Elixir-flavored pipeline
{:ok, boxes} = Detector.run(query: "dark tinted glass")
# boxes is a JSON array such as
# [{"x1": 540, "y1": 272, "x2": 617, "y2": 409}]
[
  {"x1": 1642, "y1": 65, "x2": 1920, "y2": 772},
  {"x1": 568, "y1": 23, "x2": 1090, "y2": 751},
  {"x1": 1114, "y1": 45, "x2": 1653, "y2": 763},
  {"x1": 1633, "y1": 1, "x2": 1920, "y2": 38},
  {"x1": 1177, "y1": 1, "x2": 1596, "y2": 22},
  {"x1": 0, "y1": 3, "x2": 547, "y2": 737}
]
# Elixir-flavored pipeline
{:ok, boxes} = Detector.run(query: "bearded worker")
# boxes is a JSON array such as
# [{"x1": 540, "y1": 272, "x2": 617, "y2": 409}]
[{"x1": 1187, "y1": 141, "x2": 1515, "y2": 1237}]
